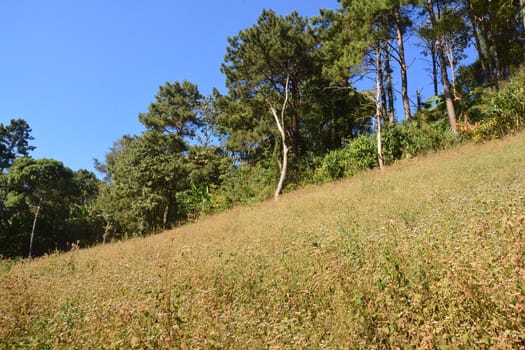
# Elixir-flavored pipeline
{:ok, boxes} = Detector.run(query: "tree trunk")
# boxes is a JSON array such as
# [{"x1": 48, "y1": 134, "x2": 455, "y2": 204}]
[
  {"x1": 289, "y1": 81, "x2": 301, "y2": 168},
  {"x1": 376, "y1": 44, "x2": 384, "y2": 170},
  {"x1": 443, "y1": 38, "x2": 457, "y2": 98},
  {"x1": 394, "y1": 5, "x2": 411, "y2": 121},
  {"x1": 464, "y1": 0, "x2": 490, "y2": 83},
  {"x1": 436, "y1": 38, "x2": 458, "y2": 134},
  {"x1": 429, "y1": 40, "x2": 439, "y2": 98},
  {"x1": 427, "y1": 0, "x2": 457, "y2": 134},
  {"x1": 521, "y1": 0, "x2": 525, "y2": 36},
  {"x1": 163, "y1": 202, "x2": 170, "y2": 229},
  {"x1": 478, "y1": 29, "x2": 500, "y2": 89},
  {"x1": 380, "y1": 71, "x2": 388, "y2": 120},
  {"x1": 384, "y1": 42, "x2": 395, "y2": 124},
  {"x1": 29, "y1": 202, "x2": 41, "y2": 259},
  {"x1": 270, "y1": 76, "x2": 291, "y2": 200}
]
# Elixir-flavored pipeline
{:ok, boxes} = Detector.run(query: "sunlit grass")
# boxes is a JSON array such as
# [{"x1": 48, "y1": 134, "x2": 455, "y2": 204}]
[{"x1": 1, "y1": 133, "x2": 525, "y2": 348}]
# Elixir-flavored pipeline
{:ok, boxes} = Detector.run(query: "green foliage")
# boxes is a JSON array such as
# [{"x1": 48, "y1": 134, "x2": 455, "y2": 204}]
[
  {"x1": 0, "y1": 158, "x2": 101, "y2": 257},
  {"x1": 314, "y1": 118, "x2": 461, "y2": 183},
  {"x1": 315, "y1": 135, "x2": 377, "y2": 182},
  {"x1": 0, "y1": 119, "x2": 36, "y2": 172},
  {"x1": 139, "y1": 80, "x2": 203, "y2": 138},
  {"x1": 96, "y1": 134, "x2": 187, "y2": 237},
  {"x1": 96, "y1": 81, "x2": 232, "y2": 238},
  {"x1": 382, "y1": 119, "x2": 457, "y2": 160},
  {"x1": 315, "y1": 149, "x2": 347, "y2": 181},
  {"x1": 214, "y1": 159, "x2": 278, "y2": 208},
  {"x1": 219, "y1": 8, "x2": 371, "y2": 180},
  {"x1": 470, "y1": 68, "x2": 525, "y2": 142},
  {"x1": 220, "y1": 9, "x2": 318, "y2": 168},
  {"x1": 347, "y1": 134, "x2": 378, "y2": 170}
]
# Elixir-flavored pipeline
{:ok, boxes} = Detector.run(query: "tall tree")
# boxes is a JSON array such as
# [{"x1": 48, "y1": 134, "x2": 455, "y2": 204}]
[
  {"x1": 391, "y1": 1, "x2": 413, "y2": 121},
  {"x1": 221, "y1": 10, "x2": 319, "y2": 198},
  {"x1": 375, "y1": 44, "x2": 385, "y2": 170},
  {"x1": 383, "y1": 41, "x2": 395, "y2": 123},
  {"x1": 462, "y1": 0, "x2": 492, "y2": 85},
  {"x1": 423, "y1": 0, "x2": 458, "y2": 133},
  {"x1": 138, "y1": 80, "x2": 205, "y2": 226},
  {"x1": 98, "y1": 133, "x2": 189, "y2": 235},
  {"x1": 139, "y1": 81, "x2": 203, "y2": 138},
  {"x1": 462, "y1": 0, "x2": 525, "y2": 87},
  {"x1": 322, "y1": 1, "x2": 394, "y2": 167},
  {"x1": 0, "y1": 119, "x2": 36, "y2": 172},
  {"x1": 96, "y1": 81, "x2": 213, "y2": 236}
]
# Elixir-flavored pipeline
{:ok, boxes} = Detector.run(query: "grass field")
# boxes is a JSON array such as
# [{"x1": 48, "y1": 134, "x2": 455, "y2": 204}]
[{"x1": 1, "y1": 133, "x2": 525, "y2": 349}]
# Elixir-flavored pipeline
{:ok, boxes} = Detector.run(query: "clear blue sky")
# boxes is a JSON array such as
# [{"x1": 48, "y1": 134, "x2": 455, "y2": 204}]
[{"x1": 1, "y1": 1, "x2": 450, "y2": 174}]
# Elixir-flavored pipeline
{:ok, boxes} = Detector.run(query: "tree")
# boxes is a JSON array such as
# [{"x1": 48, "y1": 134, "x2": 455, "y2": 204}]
[
  {"x1": 391, "y1": 1, "x2": 414, "y2": 122},
  {"x1": 139, "y1": 80, "x2": 203, "y2": 138},
  {"x1": 375, "y1": 44, "x2": 386, "y2": 169},
  {"x1": 321, "y1": 1, "x2": 396, "y2": 167},
  {"x1": 422, "y1": 0, "x2": 458, "y2": 134},
  {"x1": 96, "y1": 81, "x2": 212, "y2": 236},
  {"x1": 3, "y1": 158, "x2": 81, "y2": 257},
  {"x1": 0, "y1": 119, "x2": 36, "y2": 172},
  {"x1": 139, "y1": 80, "x2": 207, "y2": 226},
  {"x1": 459, "y1": 0, "x2": 525, "y2": 87},
  {"x1": 221, "y1": 10, "x2": 319, "y2": 198},
  {"x1": 324, "y1": 0, "x2": 415, "y2": 123},
  {"x1": 98, "y1": 133, "x2": 188, "y2": 235}
]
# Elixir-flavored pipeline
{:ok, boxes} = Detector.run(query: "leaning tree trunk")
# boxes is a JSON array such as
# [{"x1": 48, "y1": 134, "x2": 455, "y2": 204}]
[
  {"x1": 270, "y1": 76, "x2": 290, "y2": 200},
  {"x1": 394, "y1": 5, "x2": 411, "y2": 121},
  {"x1": 436, "y1": 37, "x2": 458, "y2": 134},
  {"x1": 375, "y1": 44, "x2": 385, "y2": 170},
  {"x1": 29, "y1": 201, "x2": 41, "y2": 259},
  {"x1": 427, "y1": 0, "x2": 457, "y2": 134},
  {"x1": 443, "y1": 38, "x2": 457, "y2": 98}
]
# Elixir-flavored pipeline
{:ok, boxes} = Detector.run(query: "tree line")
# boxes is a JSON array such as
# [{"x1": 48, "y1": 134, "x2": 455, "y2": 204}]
[{"x1": 2, "y1": 0, "x2": 524, "y2": 257}]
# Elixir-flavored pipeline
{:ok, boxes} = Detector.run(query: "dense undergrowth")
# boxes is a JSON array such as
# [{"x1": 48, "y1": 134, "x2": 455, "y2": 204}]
[{"x1": 1, "y1": 130, "x2": 524, "y2": 348}]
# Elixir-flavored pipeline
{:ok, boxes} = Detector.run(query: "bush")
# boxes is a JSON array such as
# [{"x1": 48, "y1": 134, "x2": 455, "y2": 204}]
[
  {"x1": 213, "y1": 159, "x2": 278, "y2": 208},
  {"x1": 383, "y1": 119, "x2": 456, "y2": 160},
  {"x1": 471, "y1": 68, "x2": 525, "y2": 142},
  {"x1": 347, "y1": 135, "x2": 378, "y2": 170},
  {"x1": 315, "y1": 135, "x2": 377, "y2": 182},
  {"x1": 315, "y1": 117, "x2": 461, "y2": 183}
]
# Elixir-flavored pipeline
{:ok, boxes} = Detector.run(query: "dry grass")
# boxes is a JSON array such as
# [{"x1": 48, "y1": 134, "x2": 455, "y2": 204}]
[{"x1": 1, "y1": 133, "x2": 525, "y2": 349}]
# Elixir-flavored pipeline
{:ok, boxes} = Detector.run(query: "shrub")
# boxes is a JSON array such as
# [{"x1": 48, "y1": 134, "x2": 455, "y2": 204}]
[
  {"x1": 315, "y1": 135, "x2": 377, "y2": 182},
  {"x1": 346, "y1": 135, "x2": 377, "y2": 171},
  {"x1": 214, "y1": 159, "x2": 278, "y2": 207},
  {"x1": 383, "y1": 119, "x2": 456, "y2": 160},
  {"x1": 471, "y1": 67, "x2": 525, "y2": 141}
]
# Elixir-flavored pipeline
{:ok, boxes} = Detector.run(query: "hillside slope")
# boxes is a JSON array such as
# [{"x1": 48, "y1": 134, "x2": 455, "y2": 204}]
[{"x1": 2, "y1": 134, "x2": 525, "y2": 349}]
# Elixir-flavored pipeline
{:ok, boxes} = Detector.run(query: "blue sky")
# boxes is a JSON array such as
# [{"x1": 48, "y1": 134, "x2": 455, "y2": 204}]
[{"x1": 1, "y1": 1, "x2": 451, "y2": 174}]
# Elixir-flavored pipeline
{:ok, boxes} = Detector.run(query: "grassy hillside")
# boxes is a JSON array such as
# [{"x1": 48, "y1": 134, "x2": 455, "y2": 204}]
[{"x1": 2, "y1": 133, "x2": 525, "y2": 349}]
